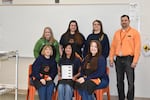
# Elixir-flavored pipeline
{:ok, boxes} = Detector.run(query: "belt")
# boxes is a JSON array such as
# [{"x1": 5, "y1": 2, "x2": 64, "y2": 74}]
[{"x1": 116, "y1": 55, "x2": 133, "y2": 59}]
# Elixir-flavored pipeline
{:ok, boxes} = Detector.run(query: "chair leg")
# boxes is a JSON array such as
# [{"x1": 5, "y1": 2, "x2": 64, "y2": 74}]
[
  {"x1": 52, "y1": 91, "x2": 56, "y2": 100},
  {"x1": 99, "y1": 90, "x2": 103, "y2": 100},
  {"x1": 29, "y1": 86, "x2": 36, "y2": 100},
  {"x1": 74, "y1": 90, "x2": 81, "y2": 100},
  {"x1": 95, "y1": 90, "x2": 103, "y2": 100},
  {"x1": 107, "y1": 88, "x2": 110, "y2": 100},
  {"x1": 55, "y1": 90, "x2": 58, "y2": 100},
  {"x1": 26, "y1": 88, "x2": 29, "y2": 100}
]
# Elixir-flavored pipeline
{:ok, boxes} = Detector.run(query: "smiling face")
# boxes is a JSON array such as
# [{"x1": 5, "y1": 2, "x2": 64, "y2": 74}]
[
  {"x1": 65, "y1": 45, "x2": 72, "y2": 56},
  {"x1": 44, "y1": 28, "x2": 51, "y2": 40},
  {"x1": 121, "y1": 16, "x2": 130, "y2": 29},
  {"x1": 90, "y1": 41, "x2": 98, "y2": 56}
]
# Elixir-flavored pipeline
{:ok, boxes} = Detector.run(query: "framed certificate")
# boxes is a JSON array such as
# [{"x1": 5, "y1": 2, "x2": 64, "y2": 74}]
[{"x1": 61, "y1": 65, "x2": 73, "y2": 79}]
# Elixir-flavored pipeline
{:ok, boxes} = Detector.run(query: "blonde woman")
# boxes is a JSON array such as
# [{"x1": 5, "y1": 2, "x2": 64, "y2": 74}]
[
  {"x1": 31, "y1": 45, "x2": 57, "y2": 100},
  {"x1": 34, "y1": 26, "x2": 60, "y2": 63}
]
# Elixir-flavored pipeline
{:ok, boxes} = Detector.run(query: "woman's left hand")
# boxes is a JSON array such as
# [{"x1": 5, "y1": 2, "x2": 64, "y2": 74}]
[
  {"x1": 72, "y1": 77, "x2": 77, "y2": 81},
  {"x1": 46, "y1": 76, "x2": 52, "y2": 81}
]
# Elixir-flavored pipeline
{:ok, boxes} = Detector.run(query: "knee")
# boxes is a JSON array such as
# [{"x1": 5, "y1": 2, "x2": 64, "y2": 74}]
[
  {"x1": 48, "y1": 83, "x2": 55, "y2": 90},
  {"x1": 58, "y1": 84, "x2": 64, "y2": 91},
  {"x1": 65, "y1": 85, "x2": 72, "y2": 91},
  {"x1": 78, "y1": 89, "x2": 84, "y2": 96},
  {"x1": 97, "y1": 79, "x2": 109, "y2": 89}
]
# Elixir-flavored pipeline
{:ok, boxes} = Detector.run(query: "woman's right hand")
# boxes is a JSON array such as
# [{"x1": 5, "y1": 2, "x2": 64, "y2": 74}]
[
  {"x1": 76, "y1": 77, "x2": 85, "y2": 84},
  {"x1": 40, "y1": 79, "x2": 46, "y2": 85}
]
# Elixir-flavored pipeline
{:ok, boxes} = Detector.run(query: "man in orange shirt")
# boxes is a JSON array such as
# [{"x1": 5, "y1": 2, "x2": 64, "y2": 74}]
[{"x1": 109, "y1": 15, "x2": 141, "y2": 100}]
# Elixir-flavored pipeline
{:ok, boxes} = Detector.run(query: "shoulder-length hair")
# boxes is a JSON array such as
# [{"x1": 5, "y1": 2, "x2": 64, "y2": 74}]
[
  {"x1": 62, "y1": 43, "x2": 75, "y2": 61},
  {"x1": 41, "y1": 45, "x2": 53, "y2": 57},
  {"x1": 83, "y1": 40, "x2": 102, "y2": 71},
  {"x1": 42, "y1": 26, "x2": 56, "y2": 43},
  {"x1": 63, "y1": 20, "x2": 84, "y2": 45}
]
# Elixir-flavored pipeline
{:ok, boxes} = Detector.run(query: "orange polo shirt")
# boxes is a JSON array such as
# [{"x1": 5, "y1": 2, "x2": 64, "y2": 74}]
[{"x1": 109, "y1": 26, "x2": 141, "y2": 64}]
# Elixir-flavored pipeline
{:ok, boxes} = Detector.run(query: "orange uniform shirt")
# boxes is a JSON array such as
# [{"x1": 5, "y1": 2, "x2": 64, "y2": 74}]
[{"x1": 109, "y1": 27, "x2": 141, "y2": 64}]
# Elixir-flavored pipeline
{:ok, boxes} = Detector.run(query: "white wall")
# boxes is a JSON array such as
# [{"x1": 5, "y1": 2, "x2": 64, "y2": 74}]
[
  {"x1": 0, "y1": 0, "x2": 150, "y2": 98},
  {"x1": 60, "y1": 0, "x2": 128, "y2": 4},
  {"x1": 0, "y1": 0, "x2": 129, "y2": 4},
  {"x1": 13, "y1": 0, "x2": 54, "y2": 4},
  {"x1": 135, "y1": 0, "x2": 150, "y2": 97}
]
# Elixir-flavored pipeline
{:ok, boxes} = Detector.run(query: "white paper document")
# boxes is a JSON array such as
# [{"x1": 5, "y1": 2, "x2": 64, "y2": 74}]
[{"x1": 61, "y1": 65, "x2": 73, "y2": 79}]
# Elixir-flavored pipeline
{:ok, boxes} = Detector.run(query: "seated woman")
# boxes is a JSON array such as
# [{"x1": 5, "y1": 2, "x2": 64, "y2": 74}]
[
  {"x1": 75, "y1": 40, "x2": 109, "y2": 100},
  {"x1": 57, "y1": 43, "x2": 81, "y2": 100},
  {"x1": 30, "y1": 45, "x2": 57, "y2": 100}
]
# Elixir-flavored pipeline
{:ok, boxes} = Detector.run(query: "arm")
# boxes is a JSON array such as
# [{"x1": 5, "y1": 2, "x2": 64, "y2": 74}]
[
  {"x1": 73, "y1": 67, "x2": 81, "y2": 81},
  {"x1": 83, "y1": 35, "x2": 90, "y2": 57},
  {"x1": 57, "y1": 66, "x2": 61, "y2": 80},
  {"x1": 33, "y1": 39, "x2": 42, "y2": 58},
  {"x1": 53, "y1": 40, "x2": 60, "y2": 63},
  {"x1": 86, "y1": 56, "x2": 107, "y2": 80},
  {"x1": 31, "y1": 57, "x2": 42, "y2": 80},
  {"x1": 109, "y1": 33, "x2": 117, "y2": 66},
  {"x1": 59, "y1": 34, "x2": 68, "y2": 46},
  {"x1": 102, "y1": 34, "x2": 110, "y2": 58},
  {"x1": 49, "y1": 60, "x2": 58, "y2": 80},
  {"x1": 73, "y1": 58, "x2": 82, "y2": 80},
  {"x1": 132, "y1": 31, "x2": 141, "y2": 66}
]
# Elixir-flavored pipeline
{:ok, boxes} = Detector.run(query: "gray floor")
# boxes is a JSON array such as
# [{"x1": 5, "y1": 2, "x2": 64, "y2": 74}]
[{"x1": 0, "y1": 93, "x2": 150, "y2": 100}]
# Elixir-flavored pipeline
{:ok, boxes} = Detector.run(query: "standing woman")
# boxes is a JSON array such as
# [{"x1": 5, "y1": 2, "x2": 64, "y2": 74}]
[
  {"x1": 34, "y1": 26, "x2": 60, "y2": 63},
  {"x1": 76, "y1": 40, "x2": 109, "y2": 100},
  {"x1": 83, "y1": 20, "x2": 110, "y2": 59},
  {"x1": 31, "y1": 45, "x2": 57, "y2": 100},
  {"x1": 60, "y1": 20, "x2": 85, "y2": 58},
  {"x1": 57, "y1": 43, "x2": 81, "y2": 100}
]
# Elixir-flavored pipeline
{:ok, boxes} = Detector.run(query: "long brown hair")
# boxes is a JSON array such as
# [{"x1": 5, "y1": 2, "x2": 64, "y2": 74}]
[
  {"x1": 83, "y1": 40, "x2": 102, "y2": 71},
  {"x1": 64, "y1": 20, "x2": 84, "y2": 45},
  {"x1": 42, "y1": 27, "x2": 56, "y2": 43}
]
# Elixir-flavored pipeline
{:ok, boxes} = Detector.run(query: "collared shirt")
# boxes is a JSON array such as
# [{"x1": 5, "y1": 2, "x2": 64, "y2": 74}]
[{"x1": 109, "y1": 27, "x2": 141, "y2": 64}]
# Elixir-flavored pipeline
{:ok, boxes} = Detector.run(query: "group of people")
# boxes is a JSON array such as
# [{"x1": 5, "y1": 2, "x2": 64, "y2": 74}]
[{"x1": 30, "y1": 15, "x2": 141, "y2": 100}]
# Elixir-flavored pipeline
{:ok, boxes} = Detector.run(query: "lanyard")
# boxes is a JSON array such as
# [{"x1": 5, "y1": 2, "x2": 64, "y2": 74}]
[{"x1": 120, "y1": 27, "x2": 131, "y2": 46}]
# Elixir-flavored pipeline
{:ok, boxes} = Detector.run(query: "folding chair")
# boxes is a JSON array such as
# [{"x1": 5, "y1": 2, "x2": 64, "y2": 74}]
[{"x1": 26, "y1": 64, "x2": 55, "y2": 100}]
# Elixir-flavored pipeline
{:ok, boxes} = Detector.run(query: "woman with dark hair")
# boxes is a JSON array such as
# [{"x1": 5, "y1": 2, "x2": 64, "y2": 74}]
[
  {"x1": 76, "y1": 40, "x2": 109, "y2": 100},
  {"x1": 31, "y1": 45, "x2": 57, "y2": 100},
  {"x1": 83, "y1": 20, "x2": 110, "y2": 59},
  {"x1": 57, "y1": 43, "x2": 81, "y2": 100},
  {"x1": 60, "y1": 20, "x2": 85, "y2": 58}
]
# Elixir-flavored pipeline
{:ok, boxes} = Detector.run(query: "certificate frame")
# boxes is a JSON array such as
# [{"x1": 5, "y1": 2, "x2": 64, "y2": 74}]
[{"x1": 61, "y1": 64, "x2": 73, "y2": 79}]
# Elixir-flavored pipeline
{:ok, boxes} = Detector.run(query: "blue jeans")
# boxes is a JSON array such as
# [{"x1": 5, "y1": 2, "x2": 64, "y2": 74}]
[
  {"x1": 78, "y1": 78, "x2": 109, "y2": 100},
  {"x1": 58, "y1": 84, "x2": 73, "y2": 100},
  {"x1": 78, "y1": 89, "x2": 95, "y2": 100},
  {"x1": 37, "y1": 82, "x2": 55, "y2": 100}
]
